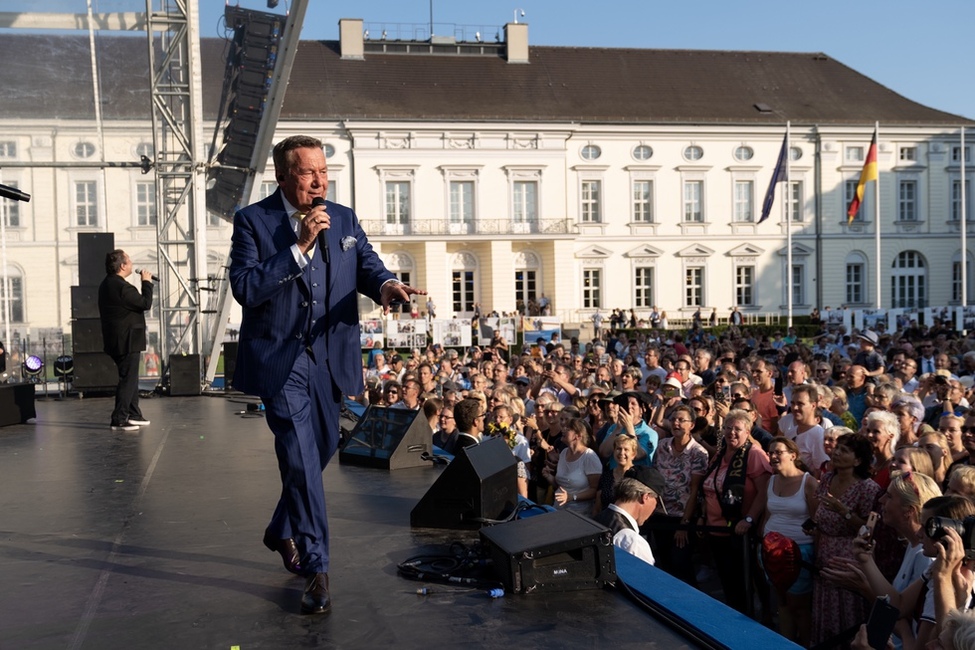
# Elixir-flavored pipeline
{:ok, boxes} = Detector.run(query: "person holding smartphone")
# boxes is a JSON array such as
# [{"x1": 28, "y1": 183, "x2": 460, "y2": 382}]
[{"x1": 811, "y1": 433, "x2": 883, "y2": 646}]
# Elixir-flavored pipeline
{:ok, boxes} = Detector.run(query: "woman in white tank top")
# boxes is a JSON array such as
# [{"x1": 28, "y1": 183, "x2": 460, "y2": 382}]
[{"x1": 759, "y1": 437, "x2": 820, "y2": 647}]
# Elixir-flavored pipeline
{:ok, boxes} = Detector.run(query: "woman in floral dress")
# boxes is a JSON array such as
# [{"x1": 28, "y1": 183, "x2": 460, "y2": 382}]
[{"x1": 811, "y1": 433, "x2": 882, "y2": 646}]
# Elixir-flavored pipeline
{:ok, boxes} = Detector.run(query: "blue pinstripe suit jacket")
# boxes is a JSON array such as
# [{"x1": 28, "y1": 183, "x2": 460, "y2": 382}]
[{"x1": 229, "y1": 190, "x2": 394, "y2": 399}]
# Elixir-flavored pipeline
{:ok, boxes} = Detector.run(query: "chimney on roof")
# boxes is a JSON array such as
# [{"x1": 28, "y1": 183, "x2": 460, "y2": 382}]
[
  {"x1": 339, "y1": 18, "x2": 364, "y2": 60},
  {"x1": 504, "y1": 22, "x2": 529, "y2": 64}
]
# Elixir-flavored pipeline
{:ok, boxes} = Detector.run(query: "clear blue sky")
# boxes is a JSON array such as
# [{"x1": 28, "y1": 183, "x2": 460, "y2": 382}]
[{"x1": 5, "y1": 0, "x2": 973, "y2": 120}]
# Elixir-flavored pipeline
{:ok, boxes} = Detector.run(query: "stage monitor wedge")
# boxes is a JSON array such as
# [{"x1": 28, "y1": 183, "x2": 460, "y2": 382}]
[
  {"x1": 410, "y1": 436, "x2": 518, "y2": 530},
  {"x1": 339, "y1": 405, "x2": 431, "y2": 470},
  {"x1": 480, "y1": 509, "x2": 617, "y2": 594}
]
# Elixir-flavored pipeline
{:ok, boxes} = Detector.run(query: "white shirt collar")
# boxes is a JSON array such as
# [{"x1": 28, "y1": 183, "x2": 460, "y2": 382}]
[{"x1": 607, "y1": 503, "x2": 640, "y2": 532}]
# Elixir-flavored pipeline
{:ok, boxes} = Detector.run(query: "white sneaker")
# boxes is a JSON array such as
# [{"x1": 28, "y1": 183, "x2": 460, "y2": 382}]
[
  {"x1": 111, "y1": 423, "x2": 139, "y2": 432},
  {"x1": 127, "y1": 418, "x2": 150, "y2": 426}
]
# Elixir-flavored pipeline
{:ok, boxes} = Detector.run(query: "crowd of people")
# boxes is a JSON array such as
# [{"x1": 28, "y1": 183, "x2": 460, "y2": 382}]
[{"x1": 358, "y1": 320, "x2": 975, "y2": 649}]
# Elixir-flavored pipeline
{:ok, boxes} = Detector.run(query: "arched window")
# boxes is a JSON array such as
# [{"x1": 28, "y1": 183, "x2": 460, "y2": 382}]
[{"x1": 891, "y1": 251, "x2": 926, "y2": 308}]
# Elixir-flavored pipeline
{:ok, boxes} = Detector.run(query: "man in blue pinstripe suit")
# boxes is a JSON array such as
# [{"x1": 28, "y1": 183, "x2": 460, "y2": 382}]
[{"x1": 229, "y1": 135, "x2": 423, "y2": 615}]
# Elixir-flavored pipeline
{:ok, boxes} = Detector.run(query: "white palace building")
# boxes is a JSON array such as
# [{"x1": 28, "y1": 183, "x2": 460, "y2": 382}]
[{"x1": 0, "y1": 19, "x2": 972, "y2": 351}]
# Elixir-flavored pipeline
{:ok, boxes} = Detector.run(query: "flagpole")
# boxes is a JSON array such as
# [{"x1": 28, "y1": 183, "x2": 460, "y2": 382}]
[
  {"x1": 874, "y1": 122, "x2": 881, "y2": 310},
  {"x1": 962, "y1": 125, "x2": 968, "y2": 311},
  {"x1": 786, "y1": 121, "x2": 792, "y2": 328}
]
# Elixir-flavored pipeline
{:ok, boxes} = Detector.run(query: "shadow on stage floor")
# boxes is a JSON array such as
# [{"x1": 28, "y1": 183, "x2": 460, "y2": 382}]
[{"x1": 0, "y1": 393, "x2": 696, "y2": 649}]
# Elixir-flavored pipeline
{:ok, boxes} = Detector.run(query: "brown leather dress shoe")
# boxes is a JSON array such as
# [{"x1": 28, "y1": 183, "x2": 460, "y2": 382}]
[
  {"x1": 301, "y1": 573, "x2": 331, "y2": 615},
  {"x1": 262, "y1": 529, "x2": 301, "y2": 575}
]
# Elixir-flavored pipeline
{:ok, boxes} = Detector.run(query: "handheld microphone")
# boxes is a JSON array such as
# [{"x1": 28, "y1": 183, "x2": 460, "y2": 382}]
[
  {"x1": 137, "y1": 269, "x2": 160, "y2": 282},
  {"x1": 311, "y1": 196, "x2": 329, "y2": 263}
]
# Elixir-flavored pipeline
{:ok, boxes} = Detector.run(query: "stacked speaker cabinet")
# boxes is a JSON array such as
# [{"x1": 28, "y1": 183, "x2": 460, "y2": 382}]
[{"x1": 72, "y1": 233, "x2": 117, "y2": 392}]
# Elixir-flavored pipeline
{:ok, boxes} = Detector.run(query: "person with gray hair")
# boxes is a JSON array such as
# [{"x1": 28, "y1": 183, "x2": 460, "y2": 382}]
[
  {"x1": 891, "y1": 394, "x2": 926, "y2": 447},
  {"x1": 592, "y1": 469, "x2": 665, "y2": 565},
  {"x1": 863, "y1": 410, "x2": 900, "y2": 487}
]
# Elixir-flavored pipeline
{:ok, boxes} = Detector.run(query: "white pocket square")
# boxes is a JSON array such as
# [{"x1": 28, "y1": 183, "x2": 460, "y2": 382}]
[{"x1": 341, "y1": 236, "x2": 356, "y2": 251}]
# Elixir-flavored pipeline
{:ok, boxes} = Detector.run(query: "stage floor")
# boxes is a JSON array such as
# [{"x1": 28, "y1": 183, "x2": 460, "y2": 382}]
[{"x1": 0, "y1": 392, "x2": 693, "y2": 649}]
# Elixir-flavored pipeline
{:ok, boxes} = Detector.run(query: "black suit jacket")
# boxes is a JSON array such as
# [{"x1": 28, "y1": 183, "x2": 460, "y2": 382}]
[{"x1": 98, "y1": 273, "x2": 153, "y2": 357}]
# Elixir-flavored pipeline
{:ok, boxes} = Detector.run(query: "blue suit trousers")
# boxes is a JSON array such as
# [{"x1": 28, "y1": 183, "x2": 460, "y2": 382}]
[{"x1": 262, "y1": 350, "x2": 340, "y2": 575}]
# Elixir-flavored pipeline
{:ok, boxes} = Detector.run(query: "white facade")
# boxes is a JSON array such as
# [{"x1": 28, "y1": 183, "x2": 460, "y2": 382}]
[{"x1": 0, "y1": 94, "x2": 972, "y2": 356}]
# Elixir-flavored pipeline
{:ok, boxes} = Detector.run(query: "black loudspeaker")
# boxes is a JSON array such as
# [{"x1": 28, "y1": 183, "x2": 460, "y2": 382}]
[
  {"x1": 169, "y1": 354, "x2": 201, "y2": 396},
  {"x1": 70, "y1": 286, "x2": 100, "y2": 319},
  {"x1": 410, "y1": 436, "x2": 518, "y2": 529},
  {"x1": 78, "y1": 232, "x2": 114, "y2": 288},
  {"x1": 222, "y1": 342, "x2": 238, "y2": 389},
  {"x1": 0, "y1": 384, "x2": 36, "y2": 427},
  {"x1": 339, "y1": 405, "x2": 431, "y2": 470},
  {"x1": 480, "y1": 510, "x2": 617, "y2": 594},
  {"x1": 72, "y1": 352, "x2": 118, "y2": 390},
  {"x1": 71, "y1": 319, "x2": 103, "y2": 354}
]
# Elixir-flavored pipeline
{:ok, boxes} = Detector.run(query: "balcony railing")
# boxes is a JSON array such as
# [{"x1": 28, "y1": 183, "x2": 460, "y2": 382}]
[{"x1": 359, "y1": 218, "x2": 572, "y2": 237}]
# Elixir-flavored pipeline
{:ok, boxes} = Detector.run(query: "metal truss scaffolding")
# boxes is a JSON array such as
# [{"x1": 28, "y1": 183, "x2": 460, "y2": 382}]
[{"x1": 145, "y1": 0, "x2": 208, "y2": 376}]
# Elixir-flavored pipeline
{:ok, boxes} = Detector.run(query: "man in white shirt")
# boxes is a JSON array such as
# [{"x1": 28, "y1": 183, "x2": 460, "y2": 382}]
[{"x1": 592, "y1": 468, "x2": 665, "y2": 566}]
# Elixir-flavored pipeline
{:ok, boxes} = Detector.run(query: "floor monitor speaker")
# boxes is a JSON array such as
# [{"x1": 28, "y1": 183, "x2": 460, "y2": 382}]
[
  {"x1": 0, "y1": 384, "x2": 36, "y2": 427},
  {"x1": 339, "y1": 405, "x2": 431, "y2": 470},
  {"x1": 410, "y1": 436, "x2": 518, "y2": 530},
  {"x1": 480, "y1": 509, "x2": 617, "y2": 593}
]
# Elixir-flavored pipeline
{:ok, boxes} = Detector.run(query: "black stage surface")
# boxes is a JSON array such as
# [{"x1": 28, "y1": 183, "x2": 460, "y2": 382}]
[{"x1": 0, "y1": 393, "x2": 694, "y2": 649}]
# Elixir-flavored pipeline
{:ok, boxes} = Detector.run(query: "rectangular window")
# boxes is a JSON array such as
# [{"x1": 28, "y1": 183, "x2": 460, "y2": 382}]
[
  {"x1": 846, "y1": 146, "x2": 864, "y2": 162},
  {"x1": 449, "y1": 180, "x2": 474, "y2": 224},
  {"x1": 582, "y1": 268, "x2": 601, "y2": 308},
  {"x1": 452, "y1": 270, "x2": 474, "y2": 313},
  {"x1": 632, "y1": 180, "x2": 653, "y2": 222},
  {"x1": 952, "y1": 145, "x2": 971, "y2": 163},
  {"x1": 514, "y1": 269, "x2": 536, "y2": 310},
  {"x1": 898, "y1": 180, "x2": 917, "y2": 221},
  {"x1": 0, "y1": 141, "x2": 15, "y2": 158},
  {"x1": 733, "y1": 180, "x2": 753, "y2": 222},
  {"x1": 683, "y1": 180, "x2": 703, "y2": 222},
  {"x1": 634, "y1": 267, "x2": 653, "y2": 308},
  {"x1": 75, "y1": 181, "x2": 98, "y2": 227},
  {"x1": 260, "y1": 181, "x2": 277, "y2": 199},
  {"x1": 899, "y1": 146, "x2": 917, "y2": 162},
  {"x1": 136, "y1": 181, "x2": 156, "y2": 227},
  {"x1": 792, "y1": 264, "x2": 805, "y2": 305},
  {"x1": 952, "y1": 180, "x2": 972, "y2": 221},
  {"x1": 513, "y1": 180, "x2": 538, "y2": 223},
  {"x1": 0, "y1": 276, "x2": 23, "y2": 322},
  {"x1": 846, "y1": 263, "x2": 864, "y2": 304},
  {"x1": 787, "y1": 181, "x2": 803, "y2": 221},
  {"x1": 1, "y1": 180, "x2": 20, "y2": 227},
  {"x1": 581, "y1": 180, "x2": 601, "y2": 223},
  {"x1": 385, "y1": 181, "x2": 410, "y2": 225},
  {"x1": 685, "y1": 266, "x2": 703, "y2": 307},
  {"x1": 735, "y1": 266, "x2": 754, "y2": 306}
]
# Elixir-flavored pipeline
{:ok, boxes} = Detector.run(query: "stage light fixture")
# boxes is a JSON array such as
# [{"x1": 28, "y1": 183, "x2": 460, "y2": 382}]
[
  {"x1": 23, "y1": 355, "x2": 43, "y2": 380},
  {"x1": 54, "y1": 355, "x2": 73, "y2": 379}
]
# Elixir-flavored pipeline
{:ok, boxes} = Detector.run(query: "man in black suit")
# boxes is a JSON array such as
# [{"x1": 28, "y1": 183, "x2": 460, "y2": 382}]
[{"x1": 98, "y1": 249, "x2": 153, "y2": 432}]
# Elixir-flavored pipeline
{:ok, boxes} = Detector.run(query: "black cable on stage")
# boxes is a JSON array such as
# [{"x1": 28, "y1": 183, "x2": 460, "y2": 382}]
[{"x1": 397, "y1": 540, "x2": 504, "y2": 597}]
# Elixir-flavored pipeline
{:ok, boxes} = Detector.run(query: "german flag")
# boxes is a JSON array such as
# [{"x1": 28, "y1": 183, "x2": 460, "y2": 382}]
[{"x1": 847, "y1": 131, "x2": 878, "y2": 223}]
